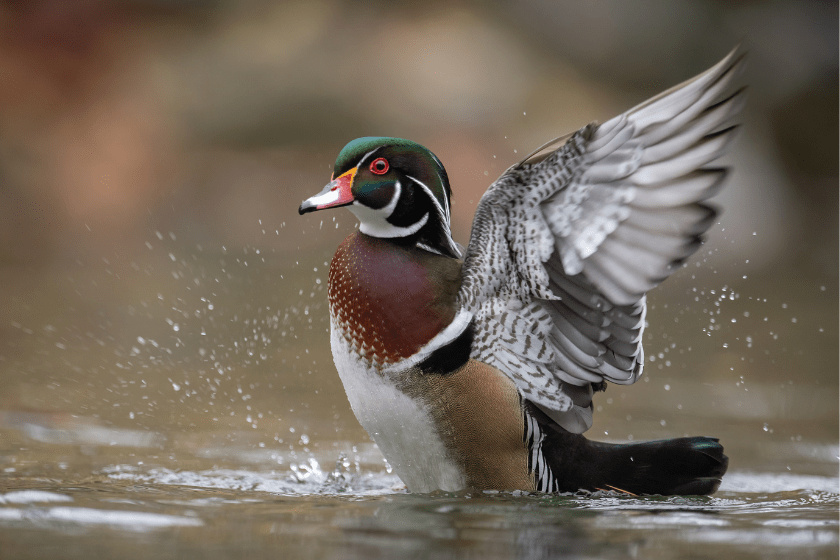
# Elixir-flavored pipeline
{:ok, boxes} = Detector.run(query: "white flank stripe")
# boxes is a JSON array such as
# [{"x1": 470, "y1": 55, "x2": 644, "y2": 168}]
[
  {"x1": 530, "y1": 426, "x2": 541, "y2": 475},
  {"x1": 526, "y1": 414, "x2": 534, "y2": 444},
  {"x1": 525, "y1": 412, "x2": 556, "y2": 493}
]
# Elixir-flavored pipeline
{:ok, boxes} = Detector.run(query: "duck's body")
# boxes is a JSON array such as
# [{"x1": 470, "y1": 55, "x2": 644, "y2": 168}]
[
  {"x1": 300, "y1": 48, "x2": 745, "y2": 495},
  {"x1": 328, "y1": 232, "x2": 481, "y2": 492}
]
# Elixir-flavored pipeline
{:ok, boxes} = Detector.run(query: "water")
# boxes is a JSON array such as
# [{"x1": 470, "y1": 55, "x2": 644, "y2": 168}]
[
  {"x1": 1, "y1": 244, "x2": 837, "y2": 558},
  {"x1": 1, "y1": 455, "x2": 837, "y2": 559}
]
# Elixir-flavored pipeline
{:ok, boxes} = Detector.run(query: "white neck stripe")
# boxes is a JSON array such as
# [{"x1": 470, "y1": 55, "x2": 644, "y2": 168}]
[{"x1": 407, "y1": 175, "x2": 460, "y2": 257}]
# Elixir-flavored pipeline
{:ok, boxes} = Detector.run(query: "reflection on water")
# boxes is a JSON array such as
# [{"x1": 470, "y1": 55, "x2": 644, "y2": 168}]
[
  {"x1": 0, "y1": 411, "x2": 166, "y2": 449},
  {"x1": 0, "y1": 461, "x2": 837, "y2": 560},
  {"x1": 1, "y1": 410, "x2": 838, "y2": 560}
]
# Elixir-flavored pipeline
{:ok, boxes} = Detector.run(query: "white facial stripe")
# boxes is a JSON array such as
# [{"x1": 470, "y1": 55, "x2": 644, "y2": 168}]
[
  {"x1": 407, "y1": 175, "x2": 459, "y2": 256},
  {"x1": 305, "y1": 188, "x2": 341, "y2": 208},
  {"x1": 355, "y1": 147, "x2": 381, "y2": 170}
]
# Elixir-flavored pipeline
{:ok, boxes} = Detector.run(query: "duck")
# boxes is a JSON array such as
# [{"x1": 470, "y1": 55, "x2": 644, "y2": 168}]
[{"x1": 298, "y1": 47, "x2": 746, "y2": 495}]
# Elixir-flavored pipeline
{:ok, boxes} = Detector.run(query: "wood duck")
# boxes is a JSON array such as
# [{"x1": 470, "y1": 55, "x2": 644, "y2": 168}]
[{"x1": 299, "y1": 48, "x2": 746, "y2": 495}]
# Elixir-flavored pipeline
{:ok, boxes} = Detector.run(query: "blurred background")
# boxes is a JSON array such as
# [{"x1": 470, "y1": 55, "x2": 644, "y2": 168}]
[{"x1": 0, "y1": 0, "x2": 836, "y2": 478}]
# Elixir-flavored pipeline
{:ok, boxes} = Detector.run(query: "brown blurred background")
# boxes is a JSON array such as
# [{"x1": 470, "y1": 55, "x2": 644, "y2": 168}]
[{"x1": 0, "y1": 0, "x2": 836, "y2": 474}]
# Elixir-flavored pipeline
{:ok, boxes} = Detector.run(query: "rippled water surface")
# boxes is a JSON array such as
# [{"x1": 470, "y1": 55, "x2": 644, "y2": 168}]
[
  {"x1": 1, "y1": 455, "x2": 837, "y2": 560},
  {"x1": 2, "y1": 236, "x2": 837, "y2": 559}
]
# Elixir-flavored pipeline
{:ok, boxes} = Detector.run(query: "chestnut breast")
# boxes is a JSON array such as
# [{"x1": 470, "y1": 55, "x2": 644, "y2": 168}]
[{"x1": 328, "y1": 232, "x2": 462, "y2": 364}]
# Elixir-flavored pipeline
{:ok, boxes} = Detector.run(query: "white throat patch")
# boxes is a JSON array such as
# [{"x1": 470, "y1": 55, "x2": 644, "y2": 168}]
[{"x1": 351, "y1": 180, "x2": 429, "y2": 238}]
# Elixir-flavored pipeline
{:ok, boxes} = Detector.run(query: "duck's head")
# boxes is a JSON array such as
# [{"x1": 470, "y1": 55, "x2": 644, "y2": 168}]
[{"x1": 299, "y1": 137, "x2": 460, "y2": 258}]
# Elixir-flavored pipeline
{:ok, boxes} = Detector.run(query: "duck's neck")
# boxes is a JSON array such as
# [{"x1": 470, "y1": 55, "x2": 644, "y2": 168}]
[{"x1": 328, "y1": 232, "x2": 462, "y2": 366}]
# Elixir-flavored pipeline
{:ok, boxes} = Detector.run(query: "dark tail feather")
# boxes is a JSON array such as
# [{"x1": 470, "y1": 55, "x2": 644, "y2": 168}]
[
  {"x1": 582, "y1": 436, "x2": 729, "y2": 496},
  {"x1": 528, "y1": 404, "x2": 729, "y2": 495}
]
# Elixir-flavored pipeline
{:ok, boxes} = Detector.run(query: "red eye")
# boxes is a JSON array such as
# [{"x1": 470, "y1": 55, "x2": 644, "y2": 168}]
[{"x1": 369, "y1": 157, "x2": 389, "y2": 175}]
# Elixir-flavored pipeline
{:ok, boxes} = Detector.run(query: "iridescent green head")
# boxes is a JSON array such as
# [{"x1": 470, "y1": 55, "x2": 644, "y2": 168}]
[{"x1": 299, "y1": 137, "x2": 460, "y2": 258}]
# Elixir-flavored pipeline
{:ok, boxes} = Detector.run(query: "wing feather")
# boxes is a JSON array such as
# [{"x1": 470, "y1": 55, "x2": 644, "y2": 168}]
[
  {"x1": 623, "y1": 203, "x2": 717, "y2": 236},
  {"x1": 641, "y1": 89, "x2": 747, "y2": 164},
  {"x1": 604, "y1": 337, "x2": 640, "y2": 359},
  {"x1": 586, "y1": 124, "x2": 637, "y2": 163},
  {"x1": 633, "y1": 126, "x2": 740, "y2": 184},
  {"x1": 549, "y1": 310, "x2": 608, "y2": 357},
  {"x1": 603, "y1": 349, "x2": 636, "y2": 371},
  {"x1": 598, "y1": 237, "x2": 678, "y2": 279},
  {"x1": 547, "y1": 283, "x2": 608, "y2": 326},
  {"x1": 550, "y1": 344, "x2": 605, "y2": 384},
  {"x1": 604, "y1": 302, "x2": 645, "y2": 330},
  {"x1": 585, "y1": 251, "x2": 660, "y2": 300},
  {"x1": 632, "y1": 169, "x2": 727, "y2": 208},
  {"x1": 458, "y1": 47, "x2": 746, "y2": 433}
]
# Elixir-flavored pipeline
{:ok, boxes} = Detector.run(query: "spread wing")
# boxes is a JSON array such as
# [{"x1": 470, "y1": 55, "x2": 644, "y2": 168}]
[{"x1": 457, "y1": 47, "x2": 747, "y2": 433}]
